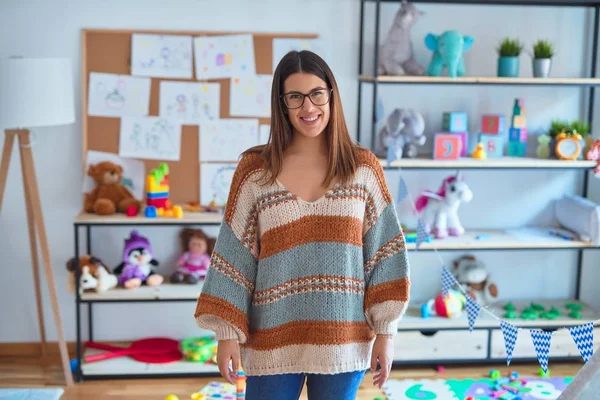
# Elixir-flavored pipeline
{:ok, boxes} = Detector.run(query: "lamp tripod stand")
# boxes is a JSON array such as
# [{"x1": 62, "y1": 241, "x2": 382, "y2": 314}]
[{"x1": 0, "y1": 129, "x2": 73, "y2": 386}]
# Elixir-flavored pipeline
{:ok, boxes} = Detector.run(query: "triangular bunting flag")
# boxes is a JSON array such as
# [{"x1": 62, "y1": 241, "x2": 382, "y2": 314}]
[
  {"x1": 415, "y1": 219, "x2": 428, "y2": 249},
  {"x1": 465, "y1": 295, "x2": 480, "y2": 332},
  {"x1": 441, "y1": 265, "x2": 455, "y2": 297},
  {"x1": 500, "y1": 321, "x2": 519, "y2": 366},
  {"x1": 530, "y1": 329, "x2": 553, "y2": 373},
  {"x1": 397, "y1": 175, "x2": 408, "y2": 203},
  {"x1": 568, "y1": 322, "x2": 595, "y2": 363}
]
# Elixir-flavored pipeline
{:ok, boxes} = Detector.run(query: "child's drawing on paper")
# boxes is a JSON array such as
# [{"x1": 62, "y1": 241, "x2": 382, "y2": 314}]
[
  {"x1": 159, "y1": 81, "x2": 220, "y2": 124},
  {"x1": 193, "y1": 34, "x2": 256, "y2": 80},
  {"x1": 88, "y1": 73, "x2": 150, "y2": 117},
  {"x1": 131, "y1": 34, "x2": 193, "y2": 79},
  {"x1": 119, "y1": 116, "x2": 182, "y2": 161},
  {"x1": 200, "y1": 163, "x2": 237, "y2": 206},
  {"x1": 230, "y1": 75, "x2": 272, "y2": 118},
  {"x1": 199, "y1": 119, "x2": 259, "y2": 162}
]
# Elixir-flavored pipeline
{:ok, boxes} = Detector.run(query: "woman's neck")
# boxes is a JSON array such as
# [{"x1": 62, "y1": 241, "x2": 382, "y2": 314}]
[{"x1": 287, "y1": 130, "x2": 328, "y2": 157}]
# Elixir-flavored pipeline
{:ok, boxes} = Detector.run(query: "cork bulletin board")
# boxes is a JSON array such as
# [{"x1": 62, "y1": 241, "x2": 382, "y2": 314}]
[{"x1": 81, "y1": 28, "x2": 318, "y2": 205}]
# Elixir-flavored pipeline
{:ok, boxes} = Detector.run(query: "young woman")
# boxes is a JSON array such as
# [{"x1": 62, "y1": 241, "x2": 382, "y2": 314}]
[{"x1": 194, "y1": 50, "x2": 411, "y2": 399}]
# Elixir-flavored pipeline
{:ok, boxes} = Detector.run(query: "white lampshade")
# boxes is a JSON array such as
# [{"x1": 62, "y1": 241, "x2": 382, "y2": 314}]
[{"x1": 0, "y1": 57, "x2": 75, "y2": 129}]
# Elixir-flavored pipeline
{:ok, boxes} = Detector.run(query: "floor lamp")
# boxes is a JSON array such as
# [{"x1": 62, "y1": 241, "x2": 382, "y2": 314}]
[{"x1": 0, "y1": 57, "x2": 75, "y2": 386}]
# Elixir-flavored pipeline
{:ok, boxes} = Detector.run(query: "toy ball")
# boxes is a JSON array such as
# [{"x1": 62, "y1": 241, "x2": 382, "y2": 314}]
[
  {"x1": 165, "y1": 395, "x2": 179, "y2": 400},
  {"x1": 145, "y1": 205, "x2": 158, "y2": 218},
  {"x1": 433, "y1": 289, "x2": 465, "y2": 318},
  {"x1": 126, "y1": 205, "x2": 138, "y2": 217}
]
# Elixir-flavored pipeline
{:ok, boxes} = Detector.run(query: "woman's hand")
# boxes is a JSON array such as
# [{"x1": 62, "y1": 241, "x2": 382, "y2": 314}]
[
  {"x1": 370, "y1": 335, "x2": 394, "y2": 389},
  {"x1": 217, "y1": 339, "x2": 241, "y2": 385}
]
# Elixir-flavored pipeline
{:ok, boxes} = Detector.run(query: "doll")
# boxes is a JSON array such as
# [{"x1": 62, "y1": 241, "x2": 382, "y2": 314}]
[
  {"x1": 171, "y1": 228, "x2": 215, "y2": 284},
  {"x1": 114, "y1": 230, "x2": 163, "y2": 289}
]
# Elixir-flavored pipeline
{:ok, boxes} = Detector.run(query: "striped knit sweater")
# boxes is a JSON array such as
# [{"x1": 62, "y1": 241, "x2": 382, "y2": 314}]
[{"x1": 194, "y1": 149, "x2": 410, "y2": 376}]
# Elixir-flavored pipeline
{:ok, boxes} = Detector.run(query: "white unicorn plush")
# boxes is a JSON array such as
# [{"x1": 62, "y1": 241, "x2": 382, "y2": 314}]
[{"x1": 414, "y1": 172, "x2": 473, "y2": 239}]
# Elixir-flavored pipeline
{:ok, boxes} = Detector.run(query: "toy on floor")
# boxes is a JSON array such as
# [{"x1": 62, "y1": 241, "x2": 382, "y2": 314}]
[
  {"x1": 172, "y1": 228, "x2": 215, "y2": 284},
  {"x1": 144, "y1": 163, "x2": 183, "y2": 219},
  {"x1": 414, "y1": 171, "x2": 473, "y2": 238},
  {"x1": 421, "y1": 288, "x2": 466, "y2": 318},
  {"x1": 84, "y1": 161, "x2": 142, "y2": 215},
  {"x1": 378, "y1": 0, "x2": 426, "y2": 76},
  {"x1": 65, "y1": 255, "x2": 118, "y2": 294},
  {"x1": 425, "y1": 30, "x2": 475, "y2": 77},
  {"x1": 452, "y1": 255, "x2": 498, "y2": 306},
  {"x1": 375, "y1": 108, "x2": 426, "y2": 159},
  {"x1": 195, "y1": 381, "x2": 237, "y2": 400},
  {"x1": 114, "y1": 230, "x2": 163, "y2": 289}
]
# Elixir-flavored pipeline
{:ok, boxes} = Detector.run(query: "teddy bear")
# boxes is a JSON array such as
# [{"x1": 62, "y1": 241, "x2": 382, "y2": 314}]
[
  {"x1": 452, "y1": 254, "x2": 498, "y2": 306},
  {"x1": 66, "y1": 255, "x2": 118, "y2": 294},
  {"x1": 84, "y1": 161, "x2": 142, "y2": 215}
]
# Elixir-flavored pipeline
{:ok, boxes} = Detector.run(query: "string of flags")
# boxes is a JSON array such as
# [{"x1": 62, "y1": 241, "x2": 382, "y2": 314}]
[{"x1": 394, "y1": 173, "x2": 599, "y2": 373}]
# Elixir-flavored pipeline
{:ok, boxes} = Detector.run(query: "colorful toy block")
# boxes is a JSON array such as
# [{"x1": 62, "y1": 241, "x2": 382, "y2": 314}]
[
  {"x1": 512, "y1": 115, "x2": 527, "y2": 129},
  {"x1": 509, "y1": 127, "x2": 528, "y2": 142},
  {"x1": 481, "y1": 114, "x2": 505, "y2": 135},
  {"x1": 451, "y1": 131, "x2": 469, "y2": 157},
  {"x1": 442, "y1": 112, "x2": 468, "y2": 132},
  {"x1": 480, "y1": 134, "x2": 504, "y2": 157},
  {"x1": 434, "y1": 133, "x2": 462, "y2": 160},
  {"x1": 144, "y1": 163, "x2": 181, "y2": 218},
  {"x1": 508, "y1": 141, "x2": 527, "y2": 157}
]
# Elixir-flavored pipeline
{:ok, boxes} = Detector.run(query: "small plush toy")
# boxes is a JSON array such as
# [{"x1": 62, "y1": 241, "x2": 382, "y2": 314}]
[
  {"x1": 114, "y1": 230, "x2": 163, "y2": 289},
  {"x1": 425, "y1": 30, "x2": 475, "y2": 77},
  {"x1": 453, "y1": 254, "x2": 498, "y2": 306},
  {"x1": 414, "y1": 171, "x2": 473, "y2": 238},
  {"x1": 374, "y1": 108, "x2": 426, "y2": 159},
  {"x1": 585, "y1": 138, "x2": 600, "y2": 177},
  {"x1": 378, "y1": 0, "x2": 426, "y2": 76},
  {"x1": 84, "y1": 161, "x2": 142, "y2": 215},
  {"x1": 66, "y1": 255, "x2": 118, "y2": 294},
  {"x1": 171, "y1": 228, "x2": 215, "y2": 284}
]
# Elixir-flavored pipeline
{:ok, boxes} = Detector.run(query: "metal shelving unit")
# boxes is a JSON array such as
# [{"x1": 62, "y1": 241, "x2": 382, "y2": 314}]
[
  {"x1": 357, "y1": 0, "x2": 600, "y2": 366},
  {"x1": 72, "y1": 212, "x2": 223, "y2": 381}
]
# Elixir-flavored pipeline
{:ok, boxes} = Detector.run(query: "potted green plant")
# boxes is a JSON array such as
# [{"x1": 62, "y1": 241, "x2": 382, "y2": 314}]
[
  {"x1": 571, "y1": 119, "x2": 591, "y2": 157},
  {"x1": 497, "y1": 38, "x2": 523, "y2": 77},
  {"x1": 532, "y1": 39, "x2": 555, "y2": 78}
]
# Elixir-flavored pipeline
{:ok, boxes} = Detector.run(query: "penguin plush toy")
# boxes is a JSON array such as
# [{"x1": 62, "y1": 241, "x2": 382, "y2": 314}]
[{"x1": 114, "y1": 230, "x2": 163, "y2": 289}]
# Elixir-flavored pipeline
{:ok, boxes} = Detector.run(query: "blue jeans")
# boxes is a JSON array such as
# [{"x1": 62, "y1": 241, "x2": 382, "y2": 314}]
[{"x1": 245, "y1": 369, "x2": 367, "y2": 400}]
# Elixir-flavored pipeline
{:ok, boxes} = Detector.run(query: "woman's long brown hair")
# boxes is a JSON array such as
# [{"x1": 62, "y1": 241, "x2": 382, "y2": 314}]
[{"x1": 242, "y1": 50, "x2": 363, "y2": 188}]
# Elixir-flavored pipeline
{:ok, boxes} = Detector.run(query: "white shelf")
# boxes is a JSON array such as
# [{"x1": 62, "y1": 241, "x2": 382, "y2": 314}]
[
  {"x1": 80, "y1": 282, "x2": 204, "y2": 302},
  {"x1": 360, "y1": 74, "x2": 600, "y2": 86},
  {"x1": 81, "y1": 343, "x2": 219, "y2": 376},
  {"x1": 400, "y1": 299, "x2": 599, "y2": 330},
  {"x1": 405, "y1": 227, "x2": 594, "y2": 251},
  {"x1": 379, "y1": 156, "x2": 596, "y2": 169},
  {"x1": 74, "y1": 211, "x2": 223, "y2": 225}
]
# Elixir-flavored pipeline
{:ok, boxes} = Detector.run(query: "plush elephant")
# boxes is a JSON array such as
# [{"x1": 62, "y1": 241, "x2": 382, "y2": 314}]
[
  {"x1": 375, "y1": 108, "x2": 426, "y2": 159},
  {"x1": 425, "y1": 30, "x2": 475, "y2": 78}
]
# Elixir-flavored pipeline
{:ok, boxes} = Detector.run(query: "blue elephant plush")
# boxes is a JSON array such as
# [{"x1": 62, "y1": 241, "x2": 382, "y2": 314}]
[{"x1": 425, "y1": 30, "x2": 475, "y2": 78}]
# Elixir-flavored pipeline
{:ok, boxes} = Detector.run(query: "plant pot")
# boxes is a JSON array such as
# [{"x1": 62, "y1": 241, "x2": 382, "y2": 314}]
[
  {"x1": 533, "y1": 58, "x2": 552, "y2": 78},
  {"x1": 498, "y1": 56, "x2": 520, "y2": 77}
]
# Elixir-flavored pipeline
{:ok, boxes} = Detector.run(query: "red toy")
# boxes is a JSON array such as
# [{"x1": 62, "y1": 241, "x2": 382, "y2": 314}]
[{"x1": 585, "y1": 139, "x2": 600, "y2": 177}]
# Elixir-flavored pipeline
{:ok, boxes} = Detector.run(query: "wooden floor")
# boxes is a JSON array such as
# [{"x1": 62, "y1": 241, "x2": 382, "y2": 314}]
[{"x1": 0, "y1": 357, "x2": 584, "y2": 399}]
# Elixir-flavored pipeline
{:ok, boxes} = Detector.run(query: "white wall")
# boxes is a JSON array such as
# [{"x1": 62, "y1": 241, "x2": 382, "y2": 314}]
[{"x1": 0, "y1": 0, "x2": 598, "y2": 343}]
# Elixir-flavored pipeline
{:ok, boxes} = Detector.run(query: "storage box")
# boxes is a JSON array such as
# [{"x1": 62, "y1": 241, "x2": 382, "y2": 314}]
[
  {"x1": 442, "y1": 112, "x2": 468, "y2": 132},
  {"x1": 554, "y1": 194, "x2": 600, "y2": 245}
]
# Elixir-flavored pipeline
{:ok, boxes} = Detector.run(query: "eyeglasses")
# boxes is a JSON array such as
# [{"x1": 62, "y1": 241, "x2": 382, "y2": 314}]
[{"x1": 281, "y1": 88, "x2": 332, "y2": 109}]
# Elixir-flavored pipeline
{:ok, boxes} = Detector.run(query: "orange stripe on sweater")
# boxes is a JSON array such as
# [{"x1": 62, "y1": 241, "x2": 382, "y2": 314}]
[
  {"x1": 245, "y1": 320, "x2": 375, "y2": 350},
  {"x1": 195, "y1": 294, "x2": 249, "y2": 339},
  {"x1": 259, "y1": 215, "x2": 363, "y2": 260},
  {"x1": 364, "y1": 277, "x2": 410, "y2": 310}
]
